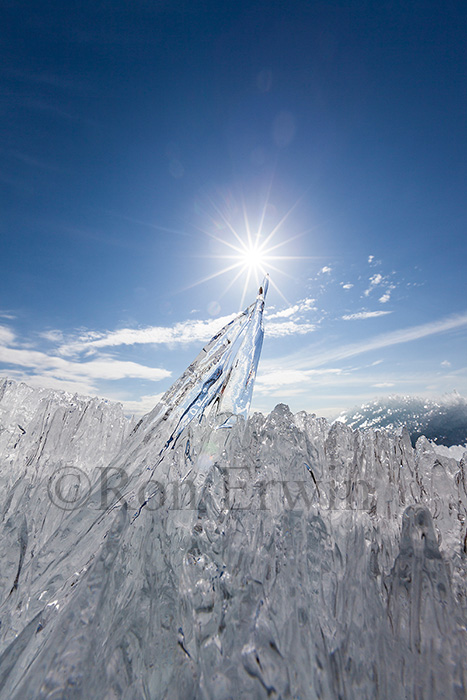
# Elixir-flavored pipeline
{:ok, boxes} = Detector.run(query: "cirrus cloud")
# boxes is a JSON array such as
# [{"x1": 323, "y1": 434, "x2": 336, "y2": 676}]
[{"x1": 342, "y1": 311, "x2": 393, "y2": 321}]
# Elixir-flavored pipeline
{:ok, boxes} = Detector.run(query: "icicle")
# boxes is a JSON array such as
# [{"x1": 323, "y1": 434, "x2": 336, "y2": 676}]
[
  {"x1": 214, "y1": 275, "x2": 268, "y2": 420},
  {"x1": 142, "y1": 276, "x2": 268, "y2": 459}
]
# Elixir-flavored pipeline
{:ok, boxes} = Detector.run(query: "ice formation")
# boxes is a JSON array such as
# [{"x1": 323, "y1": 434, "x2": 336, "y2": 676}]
[
  {"x1": 142, "y1": 275, "x2": 268, "y2": 468},
  {"x1": 0, "y1": 282, "x2": 466, "y2": 699}
]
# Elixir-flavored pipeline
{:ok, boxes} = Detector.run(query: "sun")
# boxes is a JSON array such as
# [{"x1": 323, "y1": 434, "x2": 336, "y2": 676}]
[
  {"x1": 187, "y1": 186, "x2": 311, "y2": 309},
  {"x1": 240, "y1": 243, "x2": 267, "y2": 272},
  {"x1": 210, "y1": 228, "x2": 288, "y2": 309}
]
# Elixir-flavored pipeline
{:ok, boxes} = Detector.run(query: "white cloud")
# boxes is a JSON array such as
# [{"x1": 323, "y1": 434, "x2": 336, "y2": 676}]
[
  {"x1": 0, "y1": 371, "x2": 164, "y2": 415},
  {"x1": 441, "y1": 360, "x2": 451, "y2": 367},
  {"x1": 266, "y1": 321, "x2": 316, "y2": 338},
  {"x1": 341, "y1": 283, "x2": 354, "y2": 290},
  {"x1": 267, "y1": 307, "x2": 297, "y2": 320},
  {"x1": 40, "y1": 329, "x2": 64, "y2": 343},
  {"x1": 320, "y1": 266, "x2": 332, "y2": 274},
  {"x1": 0, "y1": 311, "x2": 16, "y2": 321},
  {"x1": 0, "y1": 300, "x2": 321, "y2": 402},
  {"x1": 368, "y1": 255, "x2": 374, "y2": 263},
  {"x1": 379, "y1": 283, "x2": 395, "y2": 304},
  {"x1": 266, "y1": 297, "x2": 316, "y2": 320},
  {"x1": 364, "y1": 273, "x2": 384, "y2": 297},
  {"x1": 363, "y1": 269, "x2": 397, "y2": 302},
  {"x1": 372, "y1": 382, "x2": 395, "y2": 388},
  {"x1": 57, "y1": 314, "x2": 240, "y2": 355},
  {"x1": 256, "y1": 367, "x2": 342, "y2": 393},
  {"x1": 120, "y1": 393, "x2": 164, "y2": 416},
  {"x1": 0, "y1": 325, "x2": 15, "y2": 345},
  {"x1": 336, "y1": 313, "x2": 467, "y2": 362},
  {"x1": 342, "y1": 311, "x2": 393, "y2": 321},
  {"x1": 55, "y1": 303, "x2": 319, "y2": 357},
  {"x1": 2, "y1": 370, "x2": 97, "y2": 397},
  {"x1": 268, "y1": 311, "x2": 467, "y2": 371},
  {"x1": 0, "y1": 345, "x2": 171, "y2": 391}
]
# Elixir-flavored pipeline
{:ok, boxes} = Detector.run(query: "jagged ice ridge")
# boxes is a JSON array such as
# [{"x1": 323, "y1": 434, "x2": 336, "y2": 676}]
[{"x1": 0, "y1": 280, "x2": 466, "y2": 699}]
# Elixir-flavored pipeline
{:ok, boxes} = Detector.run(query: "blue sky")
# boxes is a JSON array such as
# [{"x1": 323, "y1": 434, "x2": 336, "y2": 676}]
[{"x1": 1, "y1": 0, "x2": 466, "y2": 417}]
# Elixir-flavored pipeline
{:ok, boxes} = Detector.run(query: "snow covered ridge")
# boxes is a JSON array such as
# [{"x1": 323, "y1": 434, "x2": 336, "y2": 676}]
[
  {"x1": 0, "y1": 377, "x2": 466, "y2": 698},
  {"x1": 338, "y1": 391, "x2": 467, "y2": 448}
]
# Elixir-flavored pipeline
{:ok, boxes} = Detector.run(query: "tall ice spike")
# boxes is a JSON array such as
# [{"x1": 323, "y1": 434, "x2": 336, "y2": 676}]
[
  {"x1": 214, "y1": 274, "x2": 268, "y2": 419},
  {"x1": 142, "y1": 275, "x2": 269, "y2": 459}
]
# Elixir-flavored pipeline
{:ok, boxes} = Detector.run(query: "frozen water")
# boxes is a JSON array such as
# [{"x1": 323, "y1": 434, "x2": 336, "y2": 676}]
[
  {"x1": 0, "y1": 388, "x2": 465, "y2": 698},
  {"x1": 0, "y1": 392, "x2": 465, "y2": 698},
  {"x1": 141, "y1": 276, "x2": 268, "y2": 468},
  {"x1": 0, "y1": 287, "x2": 466, "y2": 697}
]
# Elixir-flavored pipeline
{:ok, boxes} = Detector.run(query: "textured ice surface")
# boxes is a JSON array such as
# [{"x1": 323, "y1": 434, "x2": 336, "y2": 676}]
[
  {"x1": 142, "y1": 277, "x2": 267, "y2": 468},
  {"x1": 338, "y1": 392, "x2": 467, "y2": 447},
  {"x1": 0, "y1": 379, "x2": 466, "y2": 698},
  {"x1": 0, "y1": 290, "x2": 466, "y2": 698}
]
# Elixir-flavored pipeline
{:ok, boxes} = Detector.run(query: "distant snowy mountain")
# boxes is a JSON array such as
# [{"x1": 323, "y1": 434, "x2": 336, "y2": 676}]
[
  {"x1": 0, "y1": 376, "x2": 466, "y2": 698},
  {"x1": 337, "y1": 392, "x2": 467, "y2": 447}
]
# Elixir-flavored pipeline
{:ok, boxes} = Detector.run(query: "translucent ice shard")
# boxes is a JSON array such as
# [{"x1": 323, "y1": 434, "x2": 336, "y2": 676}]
[
  {"x1": 214, "y1": 275, "x2": 268, "y2": 421},
  {"x1": 141, "y1": 276, "x2": 268, "y2": 461}
]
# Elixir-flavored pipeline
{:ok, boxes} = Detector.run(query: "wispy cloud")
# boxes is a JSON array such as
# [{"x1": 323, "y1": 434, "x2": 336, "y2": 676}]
[
  {"x1": 266, "y1": 321, "x2": 316, "y2": 337},
  {"x1": 254, "y1": 363, "x2": 467, "y2": 416},
  {"x1": 118, "y1": 393, "x2": 164, "y2": 416},
  {"x1": 342, "y1": 310, "x2": 393, "y2": 321},
  {"x1": 0, "y1": 322, "x2": 171, "y2": 397},
  {"x1": 267, "y1": 312, "x2": 467, "y2": 371},
  {"x1": 0, "y1": 325, "x2": 16, "y2": 345},
  {"x1": 4, "y1": 67, "x2": 87, "y2": 92},
  {"x1": 2, "y1": 370, "x2": 98, "y2": 397},
  {"x1": 363, "y1": 273, "x2": 383, "y2": 296},
  {"x1": 309, "y1": 255, "x2": 401, "y2": 311},
  {"x1": 40, "y1": 329, "x2": 64, "y2": 343},
  {"x1": 57, "y1": 315, "x2": 240, "y2": 356},
  {"x1": 9, "y1": 150, "x2": 66, "y2": 174},
  {"x1": 336, "y1": 312, "x2": 467, "y2": 360},
  {"x1": 362, "y1": 267, "x2": 397, "y2": 305},
  {"x1": 0, "y1": 311, "x2": 17, "y2": 321},
  {"x1": 57, "y1": 306, "x2": 318, "y2": 357},
  {"x1": 0, "y1": 344, "x2": 171, "y2": 382},
  {"x1": 0, "y1": 302, "x2": 320, "y2": 399},
  {"x1": 256, "y1": 368, "x2": 343, "y2": 393},
  {"x1": 266, "y1": 297, "x2": 316, "y2": 320}
]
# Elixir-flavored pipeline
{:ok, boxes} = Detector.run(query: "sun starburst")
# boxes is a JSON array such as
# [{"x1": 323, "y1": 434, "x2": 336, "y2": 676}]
[{"x1": 186, "y1": 185, "x2": 313, "y2": 310}]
